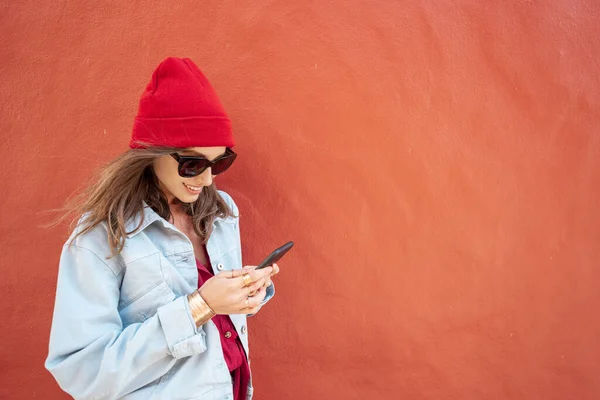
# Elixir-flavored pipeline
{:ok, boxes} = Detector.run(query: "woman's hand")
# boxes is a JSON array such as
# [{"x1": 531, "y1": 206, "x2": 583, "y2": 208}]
[
  {"x1": 245, "y1": 263, "x2": 279, "y2": 296},
  {"x1": 263, "y1": 262, "x2": 279, "y2": 288},
  {"x1": 198, "y1": 266, "x2": 273, "y2": 315}
]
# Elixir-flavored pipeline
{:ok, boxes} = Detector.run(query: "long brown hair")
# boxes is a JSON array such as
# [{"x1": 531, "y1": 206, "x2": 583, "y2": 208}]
[{"x1": 52, "y1": 146, "x2": 235, "y2": 258}]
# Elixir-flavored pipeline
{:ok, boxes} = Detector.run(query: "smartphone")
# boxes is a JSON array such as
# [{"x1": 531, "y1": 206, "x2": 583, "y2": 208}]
[{"x1": 256, "y1": 241, "x2": 294, "y2": 270}]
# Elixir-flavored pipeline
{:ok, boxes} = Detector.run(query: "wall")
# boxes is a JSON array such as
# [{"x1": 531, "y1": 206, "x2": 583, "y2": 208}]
[{"x1": 1, "y1": 1, "x2": 599, "y2": 399}]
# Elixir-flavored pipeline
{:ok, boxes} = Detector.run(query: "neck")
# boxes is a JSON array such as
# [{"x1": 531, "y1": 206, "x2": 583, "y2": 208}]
[{"x1": 164, "y1": 192, "x2": 185, "y2": 220}]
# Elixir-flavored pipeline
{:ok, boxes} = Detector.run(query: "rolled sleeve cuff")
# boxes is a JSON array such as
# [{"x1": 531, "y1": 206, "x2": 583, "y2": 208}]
[
  {"x1": 157, "y1": 296, "x2": 207, "y2": 359},
  {"x1": 261, "y1": 282, "x2": 275, "y2": 306},
  {"x1": 248, "y1": 282, "x2": 275, "y2": 317}
]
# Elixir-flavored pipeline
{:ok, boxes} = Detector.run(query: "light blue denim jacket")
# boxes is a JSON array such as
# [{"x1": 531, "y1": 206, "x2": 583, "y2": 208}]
[{"x1": 45, "y1": 190, "x2": 274, "y2": 400}]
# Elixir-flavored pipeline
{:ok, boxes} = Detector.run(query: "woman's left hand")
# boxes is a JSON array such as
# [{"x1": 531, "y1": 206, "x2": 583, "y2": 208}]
[
  {"x1": 264, "y1": 262, "x2": 279, "y2": 288},
  {"x1": 245, "y1": 263, "x2": 279, "y2": 295}
]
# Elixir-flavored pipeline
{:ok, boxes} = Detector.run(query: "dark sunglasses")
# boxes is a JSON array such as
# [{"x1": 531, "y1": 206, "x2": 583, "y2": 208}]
[{"x1": 170, "y1": 148, "x2": 237, "y2": 177}]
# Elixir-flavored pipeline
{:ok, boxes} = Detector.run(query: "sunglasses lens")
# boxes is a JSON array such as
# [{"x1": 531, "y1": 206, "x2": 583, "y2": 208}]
[
  {"x1": 179, "y1": 159, "x2": 209, "y2": 177},
  {"x1": 211, "y1": 154, "x2": 236, "y2": 175}
]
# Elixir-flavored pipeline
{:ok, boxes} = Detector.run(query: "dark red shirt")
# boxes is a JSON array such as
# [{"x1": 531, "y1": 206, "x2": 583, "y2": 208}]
[{"x1": 196, "y1": 246, "x2": 250, "y2": 400}]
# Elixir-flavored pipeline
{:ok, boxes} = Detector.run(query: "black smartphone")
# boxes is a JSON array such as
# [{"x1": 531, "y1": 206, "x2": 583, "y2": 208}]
[{"x1": 256, "y1": 241, "x2": 294, "y2": 270}]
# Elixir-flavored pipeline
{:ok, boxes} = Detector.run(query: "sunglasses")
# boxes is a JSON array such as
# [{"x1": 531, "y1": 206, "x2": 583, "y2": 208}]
[{"x1": 170, "y1": 148, "x2": 237, "y2": 177}]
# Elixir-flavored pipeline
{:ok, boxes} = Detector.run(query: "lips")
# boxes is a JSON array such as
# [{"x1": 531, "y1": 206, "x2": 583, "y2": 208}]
[
  {"x1": 183, "y1": 183, "x2": 202, "y2": 193},
  {"x1": 184, "y1": 183, "x2": 202, "y2": 190}
]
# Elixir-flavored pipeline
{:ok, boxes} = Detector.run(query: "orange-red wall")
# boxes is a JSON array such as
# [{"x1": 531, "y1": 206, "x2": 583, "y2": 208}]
[{"x1": 1, "y1": 1, "x2": 599, "y2": 399}]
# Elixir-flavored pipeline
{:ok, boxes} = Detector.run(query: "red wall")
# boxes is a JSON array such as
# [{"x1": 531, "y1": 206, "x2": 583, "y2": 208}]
[{"x1": 1, "y1": 1, "x2": 599, "y2": 399}]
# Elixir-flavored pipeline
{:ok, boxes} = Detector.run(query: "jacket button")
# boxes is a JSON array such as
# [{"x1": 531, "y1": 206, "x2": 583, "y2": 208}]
[
  {"x1": 217, "y1": 263, "x2": 224, "y2": 270},
  {"x1": 224, "y1": 331, "x2": 232, "y2": 338},
  {"x1": 241, "y1": 325, "x2": 247, "y2": 335}
]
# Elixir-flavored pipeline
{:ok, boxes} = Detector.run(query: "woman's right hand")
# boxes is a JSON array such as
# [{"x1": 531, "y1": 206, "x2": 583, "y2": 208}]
[{"x1": 197, "y1": 266, "x2": 273, "y2": 315}]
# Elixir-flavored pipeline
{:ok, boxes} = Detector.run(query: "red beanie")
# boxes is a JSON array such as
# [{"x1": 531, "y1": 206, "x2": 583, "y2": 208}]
[{"x1": 130, "y1": 57, "x2": 235, "y2": 149}]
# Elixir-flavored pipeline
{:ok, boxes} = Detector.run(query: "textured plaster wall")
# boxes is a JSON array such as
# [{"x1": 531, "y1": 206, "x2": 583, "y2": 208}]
[{"x1": 1, "y1": 1, "x2": 599, "y2": 399}]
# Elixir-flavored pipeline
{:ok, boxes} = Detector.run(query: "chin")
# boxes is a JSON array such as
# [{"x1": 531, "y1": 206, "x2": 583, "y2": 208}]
[
  {"x1": 176, "y1": 193, "x2": 201, "y2": 204},
  {"x1": 180, "y1": 197, "x2": 199, "y2": 204},
  {"x1": 181, "y1": 189, "x2": 203, "y2": 202}
]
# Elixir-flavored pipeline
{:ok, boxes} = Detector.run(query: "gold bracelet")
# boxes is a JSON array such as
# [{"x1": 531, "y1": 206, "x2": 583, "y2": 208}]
[
  {"x1": 188, "y1": 291, "x2": 216, "y2": 327},
  {"x1": 187, "y1": 290, "x2": 216, "y2": 328}
]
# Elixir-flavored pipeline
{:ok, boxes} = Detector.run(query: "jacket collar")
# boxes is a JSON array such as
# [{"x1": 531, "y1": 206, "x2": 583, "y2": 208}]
[{"x1": 125, "y1": 202, "x2": 233, "y2": 238}]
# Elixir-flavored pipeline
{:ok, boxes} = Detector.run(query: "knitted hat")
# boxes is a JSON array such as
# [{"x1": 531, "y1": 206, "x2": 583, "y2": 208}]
[{"x1": 130, "y1": 57, "x2": 235, "y2": 149}]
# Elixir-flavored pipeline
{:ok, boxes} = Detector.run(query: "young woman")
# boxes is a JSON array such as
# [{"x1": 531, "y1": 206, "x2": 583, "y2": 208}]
[{"x1": 45, "y1": 57, "x2": 279, "y2": 400}]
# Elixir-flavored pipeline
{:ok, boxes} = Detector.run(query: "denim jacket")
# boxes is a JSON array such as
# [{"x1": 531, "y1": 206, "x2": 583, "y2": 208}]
[{"x1": 45, "y1": 190, "x2": 275, "y2": 400}]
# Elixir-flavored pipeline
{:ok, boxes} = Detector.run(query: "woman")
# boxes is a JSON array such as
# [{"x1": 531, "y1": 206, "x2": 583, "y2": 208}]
[{"x1": 45, "y1": 57, "x2": 279, "y2": 400}]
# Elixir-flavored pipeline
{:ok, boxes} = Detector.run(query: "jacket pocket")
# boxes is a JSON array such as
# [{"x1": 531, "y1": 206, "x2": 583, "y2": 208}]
[
  {"x1": 118, "y1": 252, "x2": 165, "y2": 309},
  {"x1": 119, "y1": 281, "x2": 176, "y2": 326}
]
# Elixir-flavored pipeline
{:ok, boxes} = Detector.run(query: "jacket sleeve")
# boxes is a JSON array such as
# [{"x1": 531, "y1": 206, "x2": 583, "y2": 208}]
[{"x1": 45, "y1": 244, "x2": 207, "y2": 400}]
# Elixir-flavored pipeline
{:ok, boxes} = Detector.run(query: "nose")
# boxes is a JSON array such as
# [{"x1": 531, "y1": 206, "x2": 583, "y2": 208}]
[{"x1": 194, "y1": 167, "x2": 213, "y2": 186}]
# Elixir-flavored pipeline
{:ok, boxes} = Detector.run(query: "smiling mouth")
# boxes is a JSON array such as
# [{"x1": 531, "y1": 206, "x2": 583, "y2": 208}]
[{"x1": 183, "y1": 183, "x2": 202, "y2": 191}]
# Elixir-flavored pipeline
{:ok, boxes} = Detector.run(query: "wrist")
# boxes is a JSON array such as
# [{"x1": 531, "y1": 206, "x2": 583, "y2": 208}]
[{"x1": 187, "y1": 290, "x2": 216, "y2": 328}]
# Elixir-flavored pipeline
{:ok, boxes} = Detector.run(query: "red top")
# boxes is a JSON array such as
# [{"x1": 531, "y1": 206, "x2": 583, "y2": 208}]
[{"x1": 196, "y1": 247, "x2": 250, "y2": 400}]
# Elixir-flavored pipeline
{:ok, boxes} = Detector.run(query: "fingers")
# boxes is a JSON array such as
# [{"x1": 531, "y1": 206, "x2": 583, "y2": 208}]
[
  {"x1": 270, "y1": 263, "x2": 280, "y2": 276},
  {"x1": 219, "y1": 268, "x2": 248, "y2": 278},
  {"x1": 235, "y1": 267, "x2": 273, "y2": 289},
  {"x1": 215, "y1": 265, "x2": 274, "y2": 308},
  {"x1": 215, "y1": 269, "x2": 238, "y2": 279},
  {"x1": 241, "y1": 287, "x2": 267, "y2": 311},
  {"x1": 245, "y1": 263, "x2": 277, "y2": 292},
  {"x1": 216, "y1": 266, "x2": 270, "y2": 282},
  {"x1": 262, "y1": 263, "x2": 277, "y2": 288},
  {"x1": 217, "y1": 263, "x2": 279, "y2": 279},
  {"x1": 244, "y1": 277, "x2": 267, "y2": 297},
  {"x1": 248, "y1": 263, "x2": 279, "y2": 276}
]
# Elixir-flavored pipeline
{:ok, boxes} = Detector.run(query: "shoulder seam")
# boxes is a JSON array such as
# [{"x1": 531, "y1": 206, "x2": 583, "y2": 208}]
[{"x1": 68, "y1": 244, "x2": 121, "y2": 277}]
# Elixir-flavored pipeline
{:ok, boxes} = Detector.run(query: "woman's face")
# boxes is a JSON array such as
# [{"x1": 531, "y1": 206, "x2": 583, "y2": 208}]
[{"x1": 153, "y1": 146, "x2": 227, "y2": 204}]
